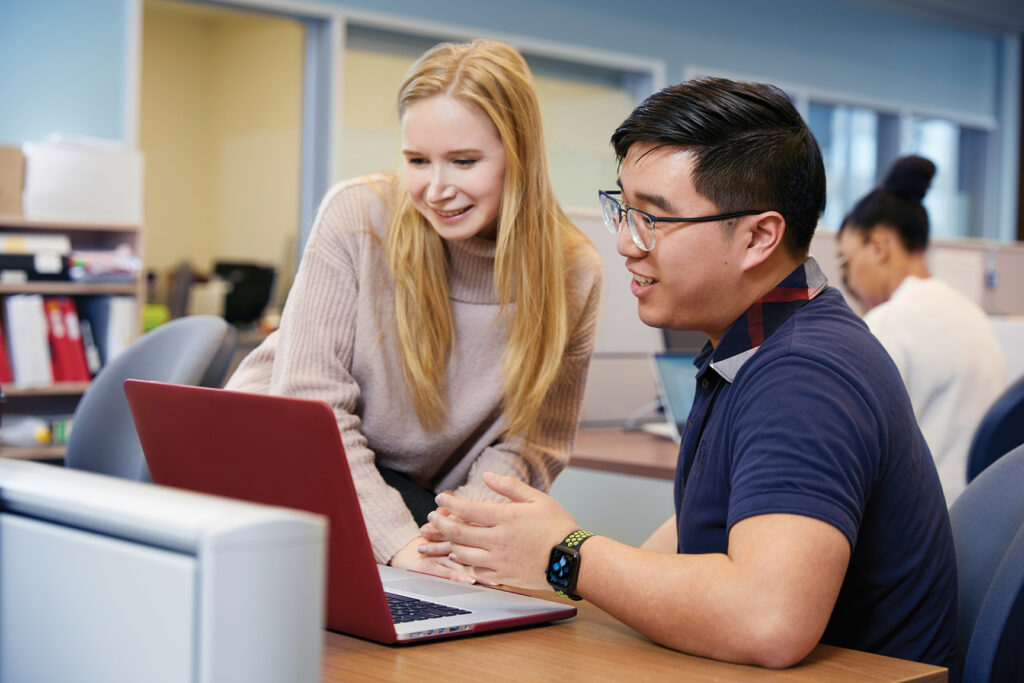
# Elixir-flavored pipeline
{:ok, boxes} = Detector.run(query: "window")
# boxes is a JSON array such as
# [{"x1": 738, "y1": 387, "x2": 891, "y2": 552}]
[
  {"x1": 805, "y1": 101, "x2": 992, "y2": 239},
  {"x1": 341, "y1": 25, "x2": 651, "y2": 210},
  {"x1": 907, "y1": 117, "x2": 989, "y2": 239},
  {"x1": 811, "y1": 103, "x2": 894, "y2": 232}
]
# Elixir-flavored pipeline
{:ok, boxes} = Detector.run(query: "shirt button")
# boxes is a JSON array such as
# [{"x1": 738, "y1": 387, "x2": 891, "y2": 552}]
[{"x1": 700, "y1": 378, "x2": 710, "y2": 390}]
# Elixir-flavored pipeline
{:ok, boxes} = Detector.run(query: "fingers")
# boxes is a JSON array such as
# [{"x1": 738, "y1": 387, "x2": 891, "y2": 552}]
[
  {"x1": 412, "y1": 554, "x2": 477, "y2": 584},
  {"x1": 433, "y1": 475, "x2": 542, "y2": 523},
  {"x1": 446, "y1": 541, "x2": 492, "y2": 569},
  {"x1": 482, "y1": 471, "x2": 539, "y2": 503},
  {"x1": 433, "y1": 493, "x2": 502, "y2": 527},
  {"x1": 419, "y1": 520, "x2": 447, "y2": 542},
  {"x1": 418, "y1": 540, "x2": 451, "y2": 557},
  {"x1": 428, "y1": 509, "x2": 496, "y2": 549}
]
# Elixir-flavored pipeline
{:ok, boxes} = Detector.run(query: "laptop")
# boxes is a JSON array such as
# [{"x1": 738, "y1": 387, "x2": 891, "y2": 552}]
[
  {"x1": 123, "y1": 379, "x2": 576, "y2": 644},
  {"x1": 640, "y1": 352, "x2": 698, "y2": 443}
]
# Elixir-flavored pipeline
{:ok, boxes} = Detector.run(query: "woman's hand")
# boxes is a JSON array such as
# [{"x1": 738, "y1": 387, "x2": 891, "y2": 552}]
[{"x1": 388, "y1": 536, "x2": 478, "y2": 584}]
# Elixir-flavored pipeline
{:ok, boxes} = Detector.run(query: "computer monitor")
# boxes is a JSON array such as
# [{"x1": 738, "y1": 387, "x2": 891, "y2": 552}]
[
  {"x1": 214, "y1": 262, "x2": 275, "y2": 325},
  {"x1": 0, "y1": 459, "x2": 325, "y2": 683},
  {"x1": 649, "y1": 351, "x2": 699, "y2": 442}
]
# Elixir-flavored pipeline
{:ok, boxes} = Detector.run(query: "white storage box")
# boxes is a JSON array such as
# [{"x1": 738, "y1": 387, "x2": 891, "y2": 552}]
[{"x1": 23, "y1": 138, "x2": 143, "y2": 224}]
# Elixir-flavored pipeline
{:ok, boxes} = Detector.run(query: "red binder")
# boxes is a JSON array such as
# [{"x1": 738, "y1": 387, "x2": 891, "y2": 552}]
[
  {"x1": 0, "y1": 319, "x2": 13, "y2": 384},
  {"x1": 43, "y1": 297, "x2": 91, "y2": 382}
]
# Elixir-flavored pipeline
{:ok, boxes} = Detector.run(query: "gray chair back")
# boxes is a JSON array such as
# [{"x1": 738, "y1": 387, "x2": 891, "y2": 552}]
[
  {"x1": 64, "y1": 315, "x2": 237, "y2": 481},
  {"x1": 949, "y1": 443, "x2": 1024, "y2": 682}
]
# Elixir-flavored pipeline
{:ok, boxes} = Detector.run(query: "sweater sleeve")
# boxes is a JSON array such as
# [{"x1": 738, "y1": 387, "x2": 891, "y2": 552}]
[
  {"x1": 452, "y1": 242, "x2": 603, "y2": 500},
  {"x1": 226, "y1": 177, "x2": 421, "y2": 564}
]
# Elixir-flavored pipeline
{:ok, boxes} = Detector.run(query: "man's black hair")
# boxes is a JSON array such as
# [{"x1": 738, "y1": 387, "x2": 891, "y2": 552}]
[{"x1": 611, "y1": 77, "x2": 826, "y2": 256}]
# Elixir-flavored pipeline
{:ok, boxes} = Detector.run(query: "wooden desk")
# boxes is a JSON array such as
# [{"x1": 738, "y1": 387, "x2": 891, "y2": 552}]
[
  {"x1": 572, "y1": 427, "x2": 679, "y2": 480},
  {"x1": 320, "y1": 591, "x2": 946, "y2": 682}
]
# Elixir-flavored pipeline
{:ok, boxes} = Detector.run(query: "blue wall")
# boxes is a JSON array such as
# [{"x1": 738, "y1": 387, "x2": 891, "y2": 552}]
[
  {"x1": 0, "y1": 0, "x2": 1016, "y2": 237},
  {"x1": 0, "y1": 0, "x2": 128, "y2": 145},
  {"x1": 0, "y1": 0, "x2": 1010, "y2": 142},
  {"x1": 327, "y1": 0, "x2": 1005, "y2": 120}
]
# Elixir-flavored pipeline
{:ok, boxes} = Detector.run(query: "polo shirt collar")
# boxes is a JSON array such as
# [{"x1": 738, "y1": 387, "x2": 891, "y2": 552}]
[{"x1": 703, "y1": 256, "x2": 829, "y2": 383}]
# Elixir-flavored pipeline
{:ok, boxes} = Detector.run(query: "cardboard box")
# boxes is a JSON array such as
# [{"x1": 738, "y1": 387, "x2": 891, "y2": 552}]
[{"x1": 0, "y1": 145, "x2": 25, "y2": 216}]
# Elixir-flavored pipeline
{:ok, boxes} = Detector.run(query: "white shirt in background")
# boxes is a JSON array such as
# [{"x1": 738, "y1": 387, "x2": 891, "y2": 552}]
[{"x1": 864, "y1": 275, "x2": 1006, "y2": 504}]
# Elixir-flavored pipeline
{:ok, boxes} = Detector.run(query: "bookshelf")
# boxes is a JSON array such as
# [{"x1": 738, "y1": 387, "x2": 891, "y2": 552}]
[{"x1": 0, "y1": 214, "x2": 144, "y2": 461}]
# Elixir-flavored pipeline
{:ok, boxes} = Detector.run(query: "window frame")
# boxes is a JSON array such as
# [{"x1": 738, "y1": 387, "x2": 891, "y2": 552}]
[{"x1": 684, "y1": 64, "x2": 1001, "y2": 242}]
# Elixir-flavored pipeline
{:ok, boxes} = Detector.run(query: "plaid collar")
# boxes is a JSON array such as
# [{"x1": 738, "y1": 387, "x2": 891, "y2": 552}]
[{"x1": 702, "y1": 257, "x2": 829, "y2": 383}]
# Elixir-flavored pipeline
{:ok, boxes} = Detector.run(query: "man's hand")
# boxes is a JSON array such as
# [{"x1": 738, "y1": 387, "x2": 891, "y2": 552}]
[
  {"x1": 388, "y1": 536, "x2": 477, "y2": 584},
  {"x1": 426, "y1": 472, "x2": 581, "y2": 589}
]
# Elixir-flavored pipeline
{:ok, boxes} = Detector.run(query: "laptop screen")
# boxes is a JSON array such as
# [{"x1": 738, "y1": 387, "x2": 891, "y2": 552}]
[{"x1": 652, "y1": 352, "x2": 698, "y2": 440}]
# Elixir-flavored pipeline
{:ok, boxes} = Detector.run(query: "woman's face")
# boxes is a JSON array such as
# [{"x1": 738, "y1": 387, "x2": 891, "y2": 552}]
[
  {"x1": 401, "y1": 95, "x2": 507, "y2": 241},
  {"x1": 836, "y1": 226, "x2": 890, "y2": 311}
]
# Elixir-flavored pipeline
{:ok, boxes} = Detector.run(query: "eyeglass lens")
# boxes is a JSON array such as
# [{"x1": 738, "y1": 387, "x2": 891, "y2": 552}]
[{"x1": 599, "y1": 194, "x2": 654, "y2": 250}]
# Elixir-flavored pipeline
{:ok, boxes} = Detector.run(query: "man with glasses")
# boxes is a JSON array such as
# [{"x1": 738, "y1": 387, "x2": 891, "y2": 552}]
[{"x1": 425, "y1": 78, "x2": 957, "y2": 675}]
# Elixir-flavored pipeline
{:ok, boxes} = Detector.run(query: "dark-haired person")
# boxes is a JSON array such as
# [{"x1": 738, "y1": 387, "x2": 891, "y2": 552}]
[
  {"x1": 836, "y1": 155, "x2": 1006, "y2": 504},
  {"x1": 423, "y1": 78, "x2": 958, "y2": 675}
]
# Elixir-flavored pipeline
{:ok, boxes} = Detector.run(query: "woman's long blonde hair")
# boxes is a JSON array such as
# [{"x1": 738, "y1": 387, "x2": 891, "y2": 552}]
[{"x1": 387, "y1": 39, "x2": 579, "y2": 440}]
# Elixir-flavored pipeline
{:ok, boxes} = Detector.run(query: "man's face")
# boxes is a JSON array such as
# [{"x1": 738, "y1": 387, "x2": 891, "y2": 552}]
[{"x1": 616, "y1": 143, "x2": 749, "y2": 344}]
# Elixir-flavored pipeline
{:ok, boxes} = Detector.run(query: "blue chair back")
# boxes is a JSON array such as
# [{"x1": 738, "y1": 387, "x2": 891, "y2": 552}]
[
  {"x1": 64, "y1": 315, "x2": 237, "y2": 481},
  {"x1": 949, "y1": 443, "x2": 1024, "y2": 682},
  {"x1": 966, "y1": 375, "x2": 1024, "y2": 483}
]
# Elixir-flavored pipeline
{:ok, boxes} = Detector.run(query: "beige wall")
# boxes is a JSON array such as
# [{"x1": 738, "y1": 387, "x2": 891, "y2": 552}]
[
  {"x1": 533, "y1": 75, "x2": 634, "y2": 209},
  {"x1": 140, "y1": 0, "x2": 302, "y2": 302},
  {"x1": 340, "y1": 47, "x2": 409, "y2": 181},
  {"x1": 340, "y1": 43, "x2": 635, "y2": 211},
  {"x1": 140, "y1": 3, "x2": 217, "y2": 283}
]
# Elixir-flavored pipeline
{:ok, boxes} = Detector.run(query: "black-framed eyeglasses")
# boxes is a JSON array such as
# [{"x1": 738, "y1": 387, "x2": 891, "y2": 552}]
[{"x1": 598, "y1": 190, "x2": 766, "y2": 252}]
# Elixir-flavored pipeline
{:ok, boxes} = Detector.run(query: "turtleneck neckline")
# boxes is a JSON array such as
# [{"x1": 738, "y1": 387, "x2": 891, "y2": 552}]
[{"x1": 446, "y1": 236, "x2": 501, "y2": 304}]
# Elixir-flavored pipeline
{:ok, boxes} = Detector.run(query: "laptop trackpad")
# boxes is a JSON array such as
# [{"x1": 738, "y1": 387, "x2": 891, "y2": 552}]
[{"x1": 387, "y1": 578, "x2": 478, "y2": 598}]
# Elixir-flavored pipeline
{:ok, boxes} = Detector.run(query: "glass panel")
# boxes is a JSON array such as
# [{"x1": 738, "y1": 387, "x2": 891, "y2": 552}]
[
  {"x1": 909, "y1": 117, "x2": 960, "y2": 240},
  {"x1": 341, "y1": 26, "x2": 640, "y2": 209},
  {"x1": 808, "y1": 102, "x2": 879, "y2": 231},
  {"x1": 528, "y1": 57, "x2": 637, "y2": 209},
  {"x1": 959, "y1": 127, "x2": 989, "y2": 239}
]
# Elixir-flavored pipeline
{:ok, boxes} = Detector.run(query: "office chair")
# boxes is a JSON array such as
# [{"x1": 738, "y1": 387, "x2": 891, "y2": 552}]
[
  {"x1": 64, "y1": 315, "x2": 238, "y2": 481},
  {"x1": 965, "y1": 374, "x2": 1024, "y2": 483},
  {"x1": 949, "y1": 443, "x2": 1024, "y2": 682}
]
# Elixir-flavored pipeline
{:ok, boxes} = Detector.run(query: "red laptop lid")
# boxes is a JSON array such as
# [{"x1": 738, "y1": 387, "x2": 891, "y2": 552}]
[{"x1": 123, "y1": 379, "x2": 396, "y2": 642}]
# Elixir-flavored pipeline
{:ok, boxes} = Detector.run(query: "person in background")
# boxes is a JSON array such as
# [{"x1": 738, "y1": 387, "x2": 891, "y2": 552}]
[
  {"x1": 424, "y1": 78, "x2": 958, "y2": 676},
  {"x1": 226, "y1": 39, "x2": 602, "y2": 581},
  {"x1": 836, "y1": 155, "x2": 1006, "y2": 503}
]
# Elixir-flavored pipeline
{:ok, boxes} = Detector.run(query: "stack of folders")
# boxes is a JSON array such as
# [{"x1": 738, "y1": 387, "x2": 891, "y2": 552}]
[
  {"x1": 0, "y1": 232, "x2": 71, "y2": 283},
  {"x1": 1, "y1": 294, "x2": 132, "y2": 386},
  {"x1": 77, "y1": 295, "x2": 135, "y2": 368}
]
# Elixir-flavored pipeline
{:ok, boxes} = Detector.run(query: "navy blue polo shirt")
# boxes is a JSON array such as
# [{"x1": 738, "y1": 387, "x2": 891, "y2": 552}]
[{"x1": 675, "y1": 257, "x2": 958, "y2": 674}]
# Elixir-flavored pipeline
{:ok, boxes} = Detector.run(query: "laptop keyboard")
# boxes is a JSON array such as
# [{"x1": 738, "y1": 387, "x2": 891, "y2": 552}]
[{"x1": 386, "y1": 592, "x2": 472, "y2": 623}]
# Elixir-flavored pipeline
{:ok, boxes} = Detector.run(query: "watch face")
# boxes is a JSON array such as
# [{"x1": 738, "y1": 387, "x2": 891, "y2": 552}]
[{"x1": 547, "y1": 548, "x2": 575, "y2": 589}]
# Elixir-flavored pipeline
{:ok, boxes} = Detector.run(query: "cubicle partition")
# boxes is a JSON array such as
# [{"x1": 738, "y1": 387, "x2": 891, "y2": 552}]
[{"x1": 0, "y1": 460, "x2": 326, "y2": 683}]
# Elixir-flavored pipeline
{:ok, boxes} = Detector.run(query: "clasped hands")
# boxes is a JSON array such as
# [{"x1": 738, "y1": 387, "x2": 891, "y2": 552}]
[{"x1": 391, "y1": 472, "x2": 580, "y2": 590}]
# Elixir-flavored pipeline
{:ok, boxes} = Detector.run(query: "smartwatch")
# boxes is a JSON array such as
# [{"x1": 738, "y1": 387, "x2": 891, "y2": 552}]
[{"x1": 546, "y1": 529, "x2": 594, "y2": 600}]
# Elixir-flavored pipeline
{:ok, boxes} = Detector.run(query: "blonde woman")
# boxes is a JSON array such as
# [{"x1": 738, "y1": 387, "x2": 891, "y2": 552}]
[{"x1": 226, "y1": 39, "x2": 602, "y2": 582}]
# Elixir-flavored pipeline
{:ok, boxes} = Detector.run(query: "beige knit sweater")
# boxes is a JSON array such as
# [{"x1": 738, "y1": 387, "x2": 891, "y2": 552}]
[{"x1": 226, "y1": 174, "x2": 603, "y2": 563}]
